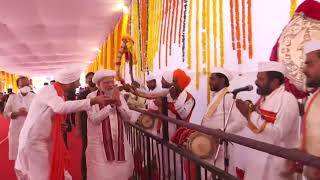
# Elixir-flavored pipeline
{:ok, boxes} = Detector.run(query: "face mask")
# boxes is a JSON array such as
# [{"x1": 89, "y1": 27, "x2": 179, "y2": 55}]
[{"x1": 20, "y1": 86, "x2": 31, "y2": 94}]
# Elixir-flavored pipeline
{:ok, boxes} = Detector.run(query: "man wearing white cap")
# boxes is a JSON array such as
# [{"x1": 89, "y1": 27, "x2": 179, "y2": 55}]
[
  {"x1": 200, "y1": 68, "x2": 247, "y2": 177},
  {"x1": 297, "y1": 40, "x2": 320, "y2": 179},
  {"x1": 15, "y1": 67, "x2": 111, "y2": 180},
  {"x1": 161, "y1": 71, "x2": 174, "y2": 89},
  {"x1": 3, "y1": 76, "x2": 35, "y2": 178},
  {"x1": 86, "y1": 69, "x2": 134, "y2": 180},
  {"x1": 236, "y1": 61, "x2": 300, "y2": 180}
]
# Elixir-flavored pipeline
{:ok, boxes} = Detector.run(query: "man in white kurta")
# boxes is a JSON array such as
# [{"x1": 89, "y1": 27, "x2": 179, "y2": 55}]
[
  {"x1": 86, "y1": 69, "x2": 134, "y2": 180},
  {"x1": 298, "y1": 40, "x2": 320, "y2": 179},
  {"x1": 236, "y1": 61, "x2": 300, "y2": 180},
  {"x1": 15, "y1": 68, "x2": 111, "y2": 180},
  {"x1": 4, "y1": 76, "x2": 35, "y2": 162},
  {"x1": 201, "y1": 68, "x2": 247, "y2": 177}
]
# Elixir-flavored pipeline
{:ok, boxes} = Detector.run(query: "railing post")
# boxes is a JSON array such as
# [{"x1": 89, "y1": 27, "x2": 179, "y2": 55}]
[
  {"x1": 161, "y1": 97, "x2": 169, "y2": 141},
  {"x1": 146, "y1": 136, "x2": 152, "y2": 180}
]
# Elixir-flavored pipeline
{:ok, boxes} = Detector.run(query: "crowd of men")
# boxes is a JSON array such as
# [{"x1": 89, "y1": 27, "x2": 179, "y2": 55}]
[{"x1": 1, "y1": 40, "x2": 320, "y2": 180}]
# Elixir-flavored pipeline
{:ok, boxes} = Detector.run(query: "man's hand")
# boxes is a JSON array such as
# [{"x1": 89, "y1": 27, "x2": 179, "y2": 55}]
[
  {"x1": 154, "y1": 98, "x2": 162, "y2": 108},
  {"x1": 18, "y1": 107, "x2": 28, "y2": 116},
  {"x1": 169, "y1": 86, "x2": 179, "y2": 100},
  {"x1": 61, "y1": 122, "x2": 69, "y2": 132},
  {"x1": 236, "y1": 99, "x2": 250, "y2": 119},
  {"x1": 112, "y1": 87, "x2": 122, "y2": 107},
  {"x1": 90, "y1": 96, "x2": 117, "y2": 106}
]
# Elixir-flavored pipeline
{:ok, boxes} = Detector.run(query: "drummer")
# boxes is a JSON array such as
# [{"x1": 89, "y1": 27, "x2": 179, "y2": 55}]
[{"x1": 201, "y1": 68, "x2": 247, "y2": 176}]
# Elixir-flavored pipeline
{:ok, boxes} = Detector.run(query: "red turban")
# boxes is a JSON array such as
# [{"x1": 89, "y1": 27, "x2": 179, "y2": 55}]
[{"x1": 173, "y1": 69, "x2": 191, "y2": 90}]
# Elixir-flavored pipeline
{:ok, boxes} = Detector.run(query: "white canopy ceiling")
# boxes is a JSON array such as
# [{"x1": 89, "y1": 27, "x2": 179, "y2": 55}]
[{"x1": 0, "y1": 0, "x2": 129, "y2": 76}]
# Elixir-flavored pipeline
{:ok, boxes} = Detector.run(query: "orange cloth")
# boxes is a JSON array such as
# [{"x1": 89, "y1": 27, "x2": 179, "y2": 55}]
[
  {"x1": 50, "y1": 82, "x2": 69, "y2": 180},
  {"x1": 173, "y1": 69, "x2": 191, "y2": 90}
]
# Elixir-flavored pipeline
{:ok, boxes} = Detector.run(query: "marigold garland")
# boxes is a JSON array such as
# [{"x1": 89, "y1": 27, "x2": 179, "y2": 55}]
[
  {"x1": 162, "y1": 0, "x2": 169, "y2": 44},
  {"x1": 187, "y1": 0, "x2": 193, "y2": 69},
  {"x1": 241, "y1": 0, "x2": 246, "y2": 50},
  {"x1": 202, "y1": 31, "x2": 207, "y2": 74},
  {"x1": 206, "y1": 0, "x2": 211, "y2": 104},
  {"x1": 174, "y1": 0, "x2": 179, "y2": 43},
  {"x1": 219, "y1": 0, "x2": 225, "y2": 67},
  {"x1": 290, "y1": 0, "x2": 297, "y2": 17},
  {"x1": 196, "y1": 0, "x2": 200, "y2": 89},
  {"x1": 178, "y1": 0, "x2": 185, "y2": 47},
  {"x1": 202, "y1": 0, "x2": 207, "y2": 65},
  {"x1": 247, "y1": 0, "x2": 253, "y2": 59},
  {"x1": 230, "y1": 0, "x2": 236, "y2": 50},
  {"x1": 165, "y1": 0, "x2": 172, "y2": 66},
  {"x1": 235, "y1": 0, "x2": 242, "y2": 64},
  {"x1": 182, "y1": 0, "x2": 187, "y2": 62},
  {"x1": 169, "y1": 0, "x2": 176, "y2": 55},
  {"x1": 213, "y1": 0, "x2": 218, "y2": 67},
  {"x1": 159, "y1": 0, "x2": 165, "y2": 69}
]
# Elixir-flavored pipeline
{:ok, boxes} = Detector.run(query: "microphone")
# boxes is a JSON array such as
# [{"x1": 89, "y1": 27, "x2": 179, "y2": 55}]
[{"x1": 230, "y1": 85, "x2": 254, "y2": 95}]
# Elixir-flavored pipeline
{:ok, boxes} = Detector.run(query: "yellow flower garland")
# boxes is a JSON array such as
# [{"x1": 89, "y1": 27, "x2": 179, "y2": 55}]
[
  {"x1": 219, "y1": 0, "x2": 225, "y2": 67},
  {"x1": 196, "y1": 0, "x2": 200, "y2": 89},
  {"x1": 213, "y1": 0, "x2": 218, "y2": 67},
  {"x1": 290, "y1": 0, "x2": 297, "y2": 17}
]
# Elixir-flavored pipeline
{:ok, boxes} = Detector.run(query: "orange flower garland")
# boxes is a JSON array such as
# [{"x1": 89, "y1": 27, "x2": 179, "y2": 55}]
[
  {"x1": 178, "y1": 0, "x2": 184, "y2": 46},
  {"x1": 235, "y1": 0, "x2": 242, "y2": 64},
  {"x1": 247, "y1": 0, "x2": 253, "y2": 59},
  {"x1": 165, "y1": 0, "x2": 172, "y2": 66},
  {"x1": 230, "y1": 0, "x2": 236, "y2": 50},
  {"x1": 219, "y1": 0, "x2": 225, "y2": 67},
  {"x1": 159, "y1": 0, "x2": 165, "y2": 69},
  {"x1": 241, "y1": 0, "x2": 246, "y2": 50},
  {"x1": 169, "y1": 0, "x2": 176, "y2": 55},
  {"x1": 174, "y1": 0, "x2": 179, "y2": 43}
]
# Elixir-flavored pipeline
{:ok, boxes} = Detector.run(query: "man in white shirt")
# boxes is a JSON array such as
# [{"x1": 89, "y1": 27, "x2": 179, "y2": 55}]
[
  {"x1": 4, "y1": 76, "x2": 35, "y2": 178},
  {"x1": 86, "y1": 69, "x2": 133, "y2": 180},
  {"x1": 15, "y1": 67, "x2": 111, "y2": 180},
  {"x1": 293, "y1": 40, "x2": 320, "y2": 179},
  {"x1": 236, "y1": 61, "x2": 300, "y2": 180},
  {"x1": 200, "y1": 68, "x2": 247, "y2": 177}
]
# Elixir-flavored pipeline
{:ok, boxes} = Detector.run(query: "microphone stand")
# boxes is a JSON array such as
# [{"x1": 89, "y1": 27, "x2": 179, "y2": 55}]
[{"x1": 213, "y1": 92, "x2": 238, "y2": 173}]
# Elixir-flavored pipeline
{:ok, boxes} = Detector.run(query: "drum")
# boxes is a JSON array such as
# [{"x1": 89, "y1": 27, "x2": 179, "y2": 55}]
[
  {"x1": 171, "y1": 128, "x2": 218, "y2": 159},
  {"x1": 186, "y1": 132, "x2": 218, "y2": 159},
  {"x1": 137, "y1": 114, "x2": 157, "y2": 129}
]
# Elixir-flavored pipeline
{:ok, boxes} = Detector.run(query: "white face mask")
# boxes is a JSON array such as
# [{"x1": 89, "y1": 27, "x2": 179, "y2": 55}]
[{"x1": 20, "y1": 86, "x2": 31, "y2": 94}]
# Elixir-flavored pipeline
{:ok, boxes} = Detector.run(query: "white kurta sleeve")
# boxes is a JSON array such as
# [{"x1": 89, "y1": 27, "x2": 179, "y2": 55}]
[
  {"x1": 3, "y1": 95, "x2": 14, "y2": 119},
  {"x1": 40, "y1": 88, "x2": 91, "y2": 114},
  {"x1": 116, "y1": 96, "x2": 132, "y2": 121},
  {"x1": 87, "y1": 105, "x2": 112, "y2": 125},
  {"x1": 174, "y1": 98, "x2": 195, "y2": 120},
  {"x1": 224, "y1": 95, "x2": 247, "y2": 134},
  {"x1": 250, "y1": 94, "x2": 299, "y2": 141},
  {"x1": 227, "y1": 107, "x2": 247, "y2": 134}
]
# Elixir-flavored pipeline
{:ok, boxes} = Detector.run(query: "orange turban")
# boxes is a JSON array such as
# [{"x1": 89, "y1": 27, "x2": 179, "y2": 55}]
[{"x1": 173, "y1": 69, "x2": 191, "y2": 90}]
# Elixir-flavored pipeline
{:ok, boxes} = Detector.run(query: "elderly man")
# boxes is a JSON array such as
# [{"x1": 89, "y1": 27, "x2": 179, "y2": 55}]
[
  {"x1": 86, "y1": 69, "x2": 133, "y2": 180},
  {"x1": 15, "y1": 68, "x2": 111, "y2": 180},
  {"x1": 200, "y1": 68, "x2": 247, "y2": 177},
  {"x1": 298, "y1": 40, "x2": 320, "y2": 179},
  {"x1": 3, "y1": 76, "x2": 35, "y2": 178},
  {"x1": 236, "y1": 61, "x2": 300, "y2": 180}
]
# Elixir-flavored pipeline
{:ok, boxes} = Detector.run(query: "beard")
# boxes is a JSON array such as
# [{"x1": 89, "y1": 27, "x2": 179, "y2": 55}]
[
  {"x1": 256, "y1": 84, "x2": 272, "y2": 96},
  {"x1": 306, "y1": 77, "x2": 320, "y2": 88}
]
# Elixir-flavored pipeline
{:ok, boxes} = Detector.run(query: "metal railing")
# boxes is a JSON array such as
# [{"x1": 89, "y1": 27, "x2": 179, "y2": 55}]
[{"x1": 124, "y1": 106, "x2": 320, "y2": 180}]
